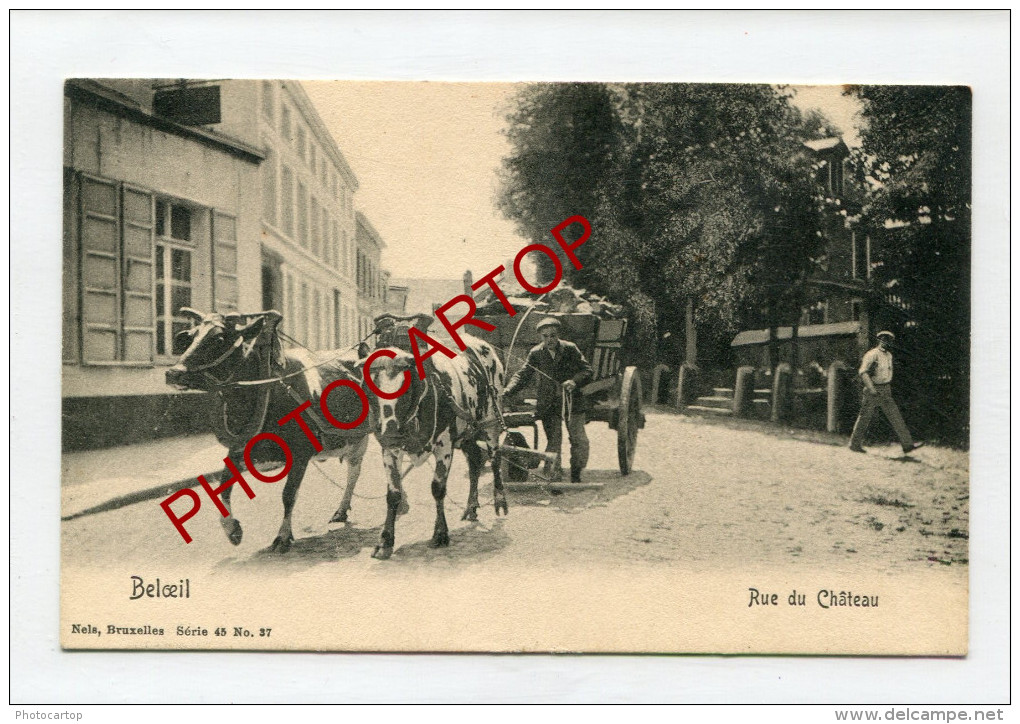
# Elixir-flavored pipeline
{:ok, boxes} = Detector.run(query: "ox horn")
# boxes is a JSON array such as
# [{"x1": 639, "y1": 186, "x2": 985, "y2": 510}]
[{"x1": 178, "y1": 307, "x2": 205, "y2": 321}]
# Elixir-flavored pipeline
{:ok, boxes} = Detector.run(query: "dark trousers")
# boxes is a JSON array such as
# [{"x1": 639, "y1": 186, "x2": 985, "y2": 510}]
[{"x1": 540, "y1": 412, "x2": 589, "y2": 473}]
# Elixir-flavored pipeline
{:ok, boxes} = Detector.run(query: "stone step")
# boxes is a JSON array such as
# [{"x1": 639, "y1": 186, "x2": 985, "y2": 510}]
[
  {"x1": 698, "y1": 395, "x2": 734, "y2": 403},
  {"x1": 685, "y1": 404, "x2": 733, "y2": 416},
  {"x1": 712, "y1": 387, "x2": 734, "y2": 395}
]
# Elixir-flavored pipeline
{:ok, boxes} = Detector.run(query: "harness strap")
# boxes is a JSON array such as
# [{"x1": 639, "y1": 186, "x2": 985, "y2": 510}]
[{"x1": 190, "y1": 336, "x2": 244, "y2": 373}]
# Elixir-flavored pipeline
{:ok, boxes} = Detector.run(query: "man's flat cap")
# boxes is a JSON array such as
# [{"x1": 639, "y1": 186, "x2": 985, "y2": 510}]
[
  {"x1": 536, "y1": 317, "x2": 562, "y2": 331},
  {"x1": 876, "y1": 330, "x2": 896, "y2": 340}
]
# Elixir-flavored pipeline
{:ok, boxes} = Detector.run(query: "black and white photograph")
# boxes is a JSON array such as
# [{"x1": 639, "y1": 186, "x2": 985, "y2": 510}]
[
  {"x1": 59, "y1": 77, "x2": 970, "y2": 655},
  {"x1": 12, "y1": 9, "x2": 1009, "y2": 707}
]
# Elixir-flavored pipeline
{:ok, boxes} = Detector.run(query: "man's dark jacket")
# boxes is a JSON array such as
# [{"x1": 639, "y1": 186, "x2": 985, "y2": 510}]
[{"x1": 504, "y1": 340, "x2": 593, "y2": 418}]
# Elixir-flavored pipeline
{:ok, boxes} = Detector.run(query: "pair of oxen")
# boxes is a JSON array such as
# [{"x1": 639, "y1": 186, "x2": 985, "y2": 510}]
[{"x1": 165, "y1": 308, "x2": 509, "y2": 560}]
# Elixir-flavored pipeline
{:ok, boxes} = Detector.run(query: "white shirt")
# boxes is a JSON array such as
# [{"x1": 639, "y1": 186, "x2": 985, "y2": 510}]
[{"x1": 859, "y1": 346, "x2": 893, "y2": 385}]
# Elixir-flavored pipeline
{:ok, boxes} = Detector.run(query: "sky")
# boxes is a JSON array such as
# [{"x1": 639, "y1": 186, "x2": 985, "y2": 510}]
[{"x1": 304, "y1": 82, "x2": 862, "y2": 281}]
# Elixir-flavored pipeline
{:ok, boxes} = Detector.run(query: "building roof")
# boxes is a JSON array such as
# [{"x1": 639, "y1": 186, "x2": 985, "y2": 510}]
[
  {"x1": 731, "y1": 321, "x2": 860, "y2": 347},
  {"x1": 65, "y1": 79, "x2": 265, "y2": 164},
  {"x1": 284, "y1": 81, "x2": 359, "y2": 191},
  {"x1": 389, "y1": 277, "x2": 465, "y2": 316},
  {"x1": 355, "y1": 211, "x2": 386, "y2": 251},
  {"x1": 803, "y1": 136, "x2": 849, "y2": 155}
]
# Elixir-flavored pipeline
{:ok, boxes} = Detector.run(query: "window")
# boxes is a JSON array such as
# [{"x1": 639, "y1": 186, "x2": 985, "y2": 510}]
[
  {"x1": 77, "y1": 175, "x2": 157, "y2": 364},
  {"x1": 299, "y1": 281, "x2": 309, "y2": 347},
  {"x1": 312, "y1": 288, "x2": 322, "y2": 350},
  {"x1": 155, "y1": 200, "x2": 195, "y2": 356},
  {"x1": 284, "y1": 271, "x2": 295, "y2": 338},
  {"x1": 281, "y1": 165, "x2": 294, "y2": 236},
  {"x1": 212, "y1": 211, "x2": 238, "y2": 313},
  {"x1": 311, "y1": 196, "x2": 320, "y2": 256},
  {"x1": 281, "y1": 104, "x2": 292, "y2": 142},
  {"x1": 803, "y1": 300, "x2": 827, "y2": 326},
  {"x1": 297, "y1": 181, "x2": 308, "y2": 247},
  {"x1": 321, "y1": 207, "x2": 329, "y2": 263},
  {"x1": 850, "y1": 299, "x2": 863, "y2": 322},
  {"x1": 262, "y1": 146, "x2": 277, "y2": 225},
  {"x1": 333, "y1": 290, "x2": 342, "y2": 349},
  {"x1": 261, "y1": 81, "x2": 275, "y2": 122},
  {"x1": 332, "y1": 219, "x2": 341, "y2": 270}
]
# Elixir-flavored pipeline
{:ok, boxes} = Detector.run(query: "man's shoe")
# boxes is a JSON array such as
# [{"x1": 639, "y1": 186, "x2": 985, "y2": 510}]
[
  {"x1": 570, "y1": 469, "x2": 582, "y2": 483},
  {"x1": 849, "y1": 445, "x2": 866, "y2": 453},
  {"x1": 903, "y1": 442, "x2": 925, "y2": 454}
]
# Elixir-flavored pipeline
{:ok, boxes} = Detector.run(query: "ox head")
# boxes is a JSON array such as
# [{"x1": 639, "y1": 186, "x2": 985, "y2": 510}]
[
  {"x1": 363, "y1": 348, "x2": 425, "y2": 446},
  {"x1": 165, "y1": 308, "x2": 282, "y2": 391}
]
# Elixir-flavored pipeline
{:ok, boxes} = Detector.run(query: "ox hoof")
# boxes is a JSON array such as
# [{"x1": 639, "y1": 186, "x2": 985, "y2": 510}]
[
  {"x1": 494, "y1": 497, "x2": 509, "y2": 516},
  {"x1": 372, "y1": 545, "x2": 393, "y2": 560},
  {"x1": 461, "y1": 507, "x2": 478, "y2": 522},
  {"x1": 430, "y1": 531, "x2": 450, "y2": 548},
  {"x1": 330, "y1": 509, "x2": 349, "y2": 524},
  {"x1": 270, "y1": 535, "x2": 293, "y2": 554},
  {"x1": 221, "y1": 518, "x2": 243, "y2": 546}
]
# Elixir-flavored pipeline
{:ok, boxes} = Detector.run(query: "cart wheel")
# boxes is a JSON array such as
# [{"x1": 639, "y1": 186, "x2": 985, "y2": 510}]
[{"x1": 617, "y1": 366, "x2": 642, "y2": 475}]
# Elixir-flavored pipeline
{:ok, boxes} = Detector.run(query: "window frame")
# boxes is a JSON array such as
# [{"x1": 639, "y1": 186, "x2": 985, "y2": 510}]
[
  {"x1": 77, "y1": 173, "x2": 158, "y2": 367},
  {"x1": 153, "y1": 198, "x2": 198, "y2": 362}
]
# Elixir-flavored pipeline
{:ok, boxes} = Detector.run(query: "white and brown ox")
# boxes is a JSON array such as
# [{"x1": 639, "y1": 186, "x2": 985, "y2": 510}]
[
  {"x1": 165, "y1": 308, "x2": 372, "y2": 552},
  {"x1": 365, "y1": 333, "x2": 508, "y2": 559}
]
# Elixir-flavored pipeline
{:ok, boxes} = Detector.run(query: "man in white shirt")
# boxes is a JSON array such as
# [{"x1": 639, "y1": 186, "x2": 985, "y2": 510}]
[{"x1": 849, "y1": 330, "x2": 924, "y2": 455}]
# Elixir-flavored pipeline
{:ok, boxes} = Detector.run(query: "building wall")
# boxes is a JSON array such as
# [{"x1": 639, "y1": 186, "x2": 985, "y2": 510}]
[
  {"x1": 62, "y1": 86, "x2": 263, "y2": 399},
  {"x1": 256, "y1": 80, "x2": 359, "y2": 352},
  {"x1": 355, "y1": 212, "x2": 387, "y2": 338}
]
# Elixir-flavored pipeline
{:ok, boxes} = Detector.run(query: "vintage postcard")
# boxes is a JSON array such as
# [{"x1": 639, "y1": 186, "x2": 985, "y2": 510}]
[{"x1": 60, "y1": 79, "x2": 969, "y2": 654}]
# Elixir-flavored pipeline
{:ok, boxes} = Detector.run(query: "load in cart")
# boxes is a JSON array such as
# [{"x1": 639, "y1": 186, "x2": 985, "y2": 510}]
[{"x1": 472, "y1": 286, "x2": 647, "y2": 490}]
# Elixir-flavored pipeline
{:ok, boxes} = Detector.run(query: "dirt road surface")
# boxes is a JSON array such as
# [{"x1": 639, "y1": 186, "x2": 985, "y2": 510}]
[{"x1": 62, "y1": 407, "x2": 968, "y2": 576}]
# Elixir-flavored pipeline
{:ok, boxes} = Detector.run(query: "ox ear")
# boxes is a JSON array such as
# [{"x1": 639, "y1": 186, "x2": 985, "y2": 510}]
[{"x1": 179, "y1": 307, "x2": 205, "y2": 325}]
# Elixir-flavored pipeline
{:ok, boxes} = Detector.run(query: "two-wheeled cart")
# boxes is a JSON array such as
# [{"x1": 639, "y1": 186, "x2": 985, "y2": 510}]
[{"x1": 475, "y1": 309, "x2": 646, "y2": 488}]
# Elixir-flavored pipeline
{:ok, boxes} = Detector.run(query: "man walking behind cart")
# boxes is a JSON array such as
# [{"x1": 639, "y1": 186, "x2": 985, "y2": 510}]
[
  {"x1": 849, "y1": 330, "x2": 925, "y2": 455},
  {"x1": 504, "y1": 317, "x2": 593, "y2": 482}
]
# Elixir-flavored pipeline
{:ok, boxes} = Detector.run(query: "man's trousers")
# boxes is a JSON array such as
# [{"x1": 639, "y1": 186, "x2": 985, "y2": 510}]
[
  {"x1": 540, "y1": 412, "x2": 589, "y2": 474},
  {"x1": 849, "y1": 383, "x2": 914, "y2": 451}
]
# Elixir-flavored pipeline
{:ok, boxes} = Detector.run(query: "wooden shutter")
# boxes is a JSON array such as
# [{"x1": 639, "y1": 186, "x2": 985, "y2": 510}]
[
  {"x1": 121, "y1": 184, "x2": 155, "y2": 363},
  {"x1": 79, "y1": 174, "x2": 121, "y2": 363},
  {"x1": 212, "y1": 211, "x2": 239, "y2": 312}
]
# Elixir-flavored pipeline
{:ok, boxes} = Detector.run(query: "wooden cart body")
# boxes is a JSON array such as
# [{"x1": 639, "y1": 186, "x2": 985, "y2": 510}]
[{"x1": 473, "y1": 311, "x2": 644, "y2": 480}]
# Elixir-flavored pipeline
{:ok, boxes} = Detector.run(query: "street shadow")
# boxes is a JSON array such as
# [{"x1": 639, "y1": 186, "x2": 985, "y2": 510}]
[
  {"x1": 889, "y1": 455, "x2": 924, "y2": 464},
  {"x1": 215, "y1": 524, "x2": 382, "y2": 574},
  {"x1": 384, "y1": 518, "x2": 511, "y2": 566},
  {"x1": 506, "y1": 469, "x2": 652, "y2": 514}
]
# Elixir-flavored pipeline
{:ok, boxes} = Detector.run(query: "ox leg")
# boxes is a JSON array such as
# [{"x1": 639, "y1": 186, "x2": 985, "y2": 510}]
[
  {"x1": 271, "y1": 456, "x2": 309, "y2": 554},
  {"x1": 489, "y1": 432, "x2": 508, "y2": 517},
  {"x1": 430, "y1": 430, "x2": 454, "y2": 547},
  {"x1": 460, "y1": 439, "x2": 482, "y2": 522},
  {"x1": 218, "y1": 452, "x2": 245, "y2": 546},
  {"x1": 373, "y1": 449, "x2": 403, "y2": 560},
  {"x1": 330, "y1": 435, "x2": 369, "y2": 524}
]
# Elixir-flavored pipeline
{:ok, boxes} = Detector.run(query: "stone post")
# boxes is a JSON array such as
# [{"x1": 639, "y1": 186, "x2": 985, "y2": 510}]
[
  {"x1": 771, "y1": 362, "x2": 792, "y2": 423},
  {"x1": 733, "y1": 365, "x2": 756, "y2": 417},
  {"x1": 826, "y1": 360, "x2": 848, "y2": 433},
  {"x1": 676, "y1": 363, "x2": 699, "y2": 412},
  {"x1": 650, "y1": 364, "x2": 671, "y2": 405}
]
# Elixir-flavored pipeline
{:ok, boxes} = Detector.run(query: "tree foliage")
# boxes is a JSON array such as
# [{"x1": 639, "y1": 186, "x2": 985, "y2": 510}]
[
  {"x1": 847, "y1": 85, "x2": 971, "y2": 441},
  {"x1": 498, "y1": 83, "x2": 831, "y2": 366}
]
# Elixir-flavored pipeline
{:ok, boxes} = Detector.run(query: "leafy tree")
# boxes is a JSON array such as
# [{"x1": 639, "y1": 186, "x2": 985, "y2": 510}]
[
  {"x1": 498, "y1": 82, "x2": 830, "y2": 369},
  {"x1": 846, "y1": 85, "x2": 971, "y2": 442}
]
